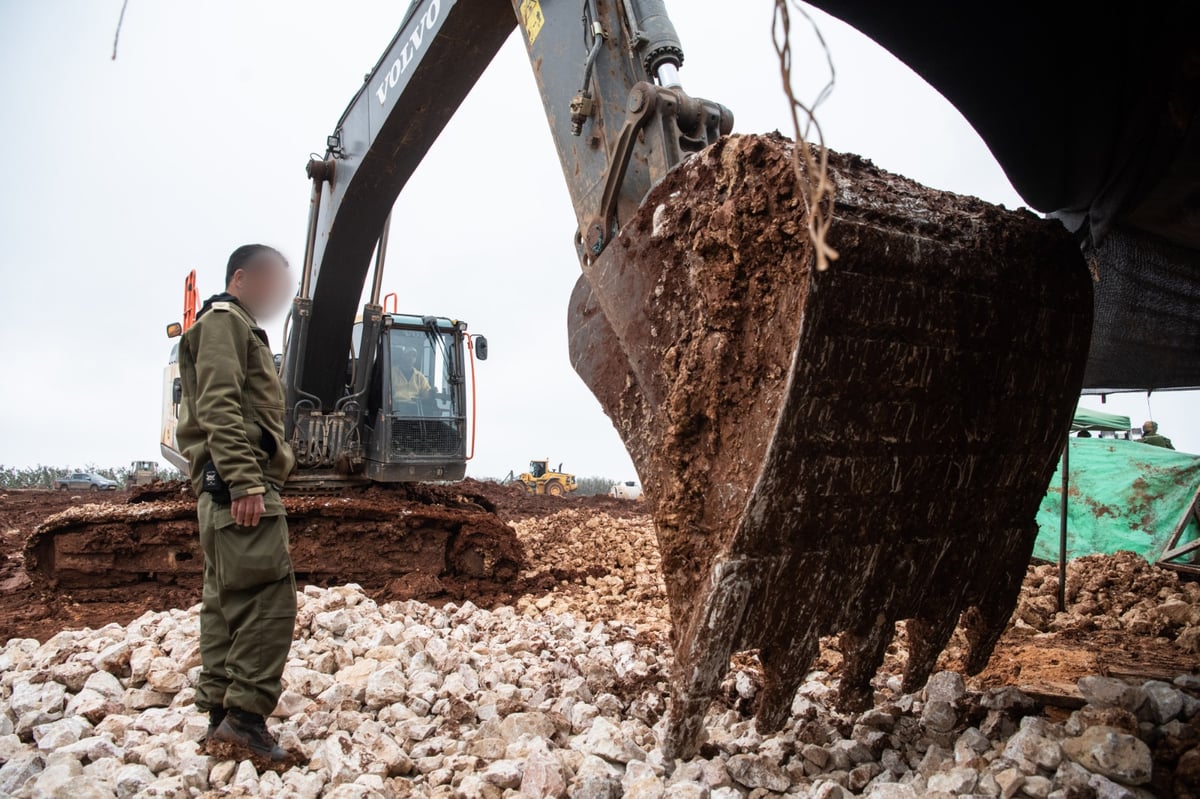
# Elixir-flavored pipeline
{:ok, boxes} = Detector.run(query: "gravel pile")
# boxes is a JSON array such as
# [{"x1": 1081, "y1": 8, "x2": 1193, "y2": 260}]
[{"x1": 0, "y1": 512, "x2": 1198, "y2": 798}]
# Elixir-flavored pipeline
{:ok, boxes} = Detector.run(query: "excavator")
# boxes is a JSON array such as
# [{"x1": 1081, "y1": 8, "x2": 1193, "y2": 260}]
[{"x1": 30, "y1": 0, "x2": 1199, "y2": 761}]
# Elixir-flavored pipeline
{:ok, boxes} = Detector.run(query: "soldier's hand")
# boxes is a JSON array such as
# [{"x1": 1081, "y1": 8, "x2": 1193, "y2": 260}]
[{"x1": 231, "y1": 494, "x2": 265, "y2": 527}]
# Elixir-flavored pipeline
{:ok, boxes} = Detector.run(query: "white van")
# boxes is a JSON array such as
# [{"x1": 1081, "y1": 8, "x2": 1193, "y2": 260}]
[{"x1": 609, "y1": 480, "x2": 643, "y2": 500}]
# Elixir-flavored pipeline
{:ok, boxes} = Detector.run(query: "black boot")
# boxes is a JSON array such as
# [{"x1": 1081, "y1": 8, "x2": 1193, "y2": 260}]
[
  {"x1": 210, "y1": 708, "x2": 288, "y2": 764},
  {"x1": 205, "y1": 707, "x2": 227, "y2": 741}
]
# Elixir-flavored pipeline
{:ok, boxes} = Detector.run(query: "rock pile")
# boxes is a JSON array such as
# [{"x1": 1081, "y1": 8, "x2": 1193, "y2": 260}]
[
  {"x1": 1013, "y1": 552, "x2": 1200, "y2": 650},
  {"x1": 1, "y1": 511, "x2": 1198, "y2": 798},
  {"x1": 0, "y1": 577, "x2": 1197, "y2": 798},
  {"x1": 506, "y1": 512, "x2": 668, "y2": 634}
]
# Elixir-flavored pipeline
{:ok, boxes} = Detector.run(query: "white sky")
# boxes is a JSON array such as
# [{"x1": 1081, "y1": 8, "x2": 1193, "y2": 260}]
[{"x1": 0, "y1": 0, "x2": 1194, "y2": 482}]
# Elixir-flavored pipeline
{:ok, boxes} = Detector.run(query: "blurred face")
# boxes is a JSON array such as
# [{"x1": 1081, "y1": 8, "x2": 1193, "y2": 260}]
[
  {"x1": 229, "y1": 251, "x2": 292, "y2": 319},
  {"x1": 398, "y1": 347, "x2": 417, "y2": 372}
]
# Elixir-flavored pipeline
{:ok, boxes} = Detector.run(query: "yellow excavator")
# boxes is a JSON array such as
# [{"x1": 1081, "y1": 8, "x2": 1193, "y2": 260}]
[
  {"x1": 505, "y1": 459, "x2": 578, "y2": 497},
  {"x1": 27, "y1": 0, "x2": 1199, "y2": 762}
]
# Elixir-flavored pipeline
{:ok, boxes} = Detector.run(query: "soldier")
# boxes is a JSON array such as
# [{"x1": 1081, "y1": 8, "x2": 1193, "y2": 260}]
[
  {"x1": 176, "y1": 244, "x2": 297, "y2": 764},
  {"x1": 1140, "y1": 420, "x2": 1175, "y2": 450}
]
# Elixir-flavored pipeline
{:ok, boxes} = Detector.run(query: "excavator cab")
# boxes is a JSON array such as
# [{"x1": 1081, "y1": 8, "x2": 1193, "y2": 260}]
[{"x1": 361, "y1": 315, "x2": 476, "y2": 482}]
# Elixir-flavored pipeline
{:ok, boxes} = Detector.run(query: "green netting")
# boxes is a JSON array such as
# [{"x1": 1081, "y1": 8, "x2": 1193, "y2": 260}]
[{"x1": 1035, "y1": 438, "x2": 1200, "y2": 563}]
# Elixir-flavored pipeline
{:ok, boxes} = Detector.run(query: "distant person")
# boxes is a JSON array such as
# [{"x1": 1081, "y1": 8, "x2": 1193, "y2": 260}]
[
  {"x1": 1140, "y1": 420, "x2": 1175, "y2": 450},
  {"x1": 176, "y1": 244, "x2": 297, "y2": 765},
  {"x1": 1077, "y1": 430, "x2": 1092, "y2": 438},
  {"x1": 392, "y1": 345, "x2": 432, "y2": 403}
]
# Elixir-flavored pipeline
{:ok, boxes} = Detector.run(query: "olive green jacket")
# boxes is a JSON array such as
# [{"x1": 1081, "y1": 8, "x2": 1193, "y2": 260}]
[
  {"x1": 176, "y1": 295, "x2": 296, "y2": 501},
  {"x1": 1142, "y1": 433, "x2": 1175, "y2": 450}
]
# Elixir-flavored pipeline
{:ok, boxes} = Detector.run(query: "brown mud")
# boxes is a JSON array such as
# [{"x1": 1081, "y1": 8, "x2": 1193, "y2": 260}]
[{"x1": 203, "y1": 739, "x2": 307, "y2": 774}]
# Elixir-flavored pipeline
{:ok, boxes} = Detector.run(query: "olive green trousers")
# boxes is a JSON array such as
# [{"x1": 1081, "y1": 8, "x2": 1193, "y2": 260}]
[{"x1": 194, "y1": 492, "x2": 297, "y2": 717}]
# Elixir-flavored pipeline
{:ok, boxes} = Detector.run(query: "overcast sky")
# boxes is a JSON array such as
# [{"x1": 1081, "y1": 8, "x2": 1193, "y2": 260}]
[{"x1": 1, "y1": 0, "x2": 1194, "y2": 483}]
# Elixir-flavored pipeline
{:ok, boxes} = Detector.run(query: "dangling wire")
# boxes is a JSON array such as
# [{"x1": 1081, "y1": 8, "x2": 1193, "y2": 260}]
[
  {"x1": 111, "y1": 0, "x2": 130, "y2": 61},
  {"x1": 772, "y1": 0, "x2": 839, "y2": 271}
]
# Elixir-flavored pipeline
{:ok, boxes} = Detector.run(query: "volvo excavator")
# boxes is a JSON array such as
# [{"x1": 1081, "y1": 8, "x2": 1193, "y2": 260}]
[{"x1": 29, "y1": 0, "x2": 1199, "y2": 759}]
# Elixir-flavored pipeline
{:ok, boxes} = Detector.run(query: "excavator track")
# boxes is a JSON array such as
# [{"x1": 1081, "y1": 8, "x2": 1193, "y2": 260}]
[
  {"x1": 569, "y1": 134, "x2": 1094, "y2": 759},
  {"x1": 24, "y1": 483, "x2": 523, "y2": 591}
]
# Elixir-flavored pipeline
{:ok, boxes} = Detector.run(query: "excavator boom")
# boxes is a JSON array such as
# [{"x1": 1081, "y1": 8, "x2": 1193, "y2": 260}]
[
  {"x1": 268, "y1": 0, "x2": 1199, "y2": 759},
  {"x1": 53, "y1": 0, "x2": 1197, "y2": 761},
  {"x1": 283, "y1": 0, "x2": 516, "y2": 413}
]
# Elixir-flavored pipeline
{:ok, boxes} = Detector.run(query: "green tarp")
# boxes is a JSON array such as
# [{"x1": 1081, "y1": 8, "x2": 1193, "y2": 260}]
[
  {"x1": 1071, "y1": 407, "x2": 1130, "y2": 432},
  {"x1": 1035, "y1": 438, "x2": 1200, "y2": 563}
]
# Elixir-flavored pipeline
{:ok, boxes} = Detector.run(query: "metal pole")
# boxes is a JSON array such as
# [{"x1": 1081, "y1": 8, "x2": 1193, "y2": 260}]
[
  {"x1": 370, "y1": 212, "x2": 392, "y2": 306},
  {"x1": 1058, "y1": 436, "x2": 1070, "y2": 612}
]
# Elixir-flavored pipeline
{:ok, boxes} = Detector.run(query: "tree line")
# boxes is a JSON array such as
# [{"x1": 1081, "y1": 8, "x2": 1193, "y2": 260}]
[{"x1": 0, "y1": 464, "x2": 184, "y2": 489}]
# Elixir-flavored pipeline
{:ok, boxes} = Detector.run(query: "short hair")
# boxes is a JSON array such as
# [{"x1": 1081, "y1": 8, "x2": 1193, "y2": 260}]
[
  {"x1": 226, "y1": 244, "x2": 285, "y2": 287},
  {"x1": 1143, "y1": 420, "x2": 1158, "y2": 434}
]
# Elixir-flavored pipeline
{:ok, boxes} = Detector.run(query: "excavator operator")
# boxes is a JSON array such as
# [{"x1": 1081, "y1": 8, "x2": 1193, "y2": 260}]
[
  {"x1": 176, "y1": 243, "x2": 298, "y2": 766},
  {"x1": 392, "y1": 345, "x2": 433, "y2": 404}
]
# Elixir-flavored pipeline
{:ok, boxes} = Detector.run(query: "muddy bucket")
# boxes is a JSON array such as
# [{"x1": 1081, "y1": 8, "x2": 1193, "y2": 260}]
[{"x1": 568, "y1": 134, "x2": 1093, "y2": 759}]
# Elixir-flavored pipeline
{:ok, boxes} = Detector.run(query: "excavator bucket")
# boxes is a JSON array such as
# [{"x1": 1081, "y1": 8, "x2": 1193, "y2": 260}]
[{"x1": 568, "y1": 134, "x2": 1094, "y2": 759}]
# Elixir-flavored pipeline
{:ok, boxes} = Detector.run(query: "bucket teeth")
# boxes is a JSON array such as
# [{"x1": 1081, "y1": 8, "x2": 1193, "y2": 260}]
[
  {"x1": 568, "y1": 133, "x2": 1094, "y2": 761},
  {"x1": 962, "y1": 553, "x2": 1033, "y2": 675},
  {"x1": 902, "y1": 614, "x2": 962, "y2": 694},
  {"x1": 756, "y1": 637, "x2": 819, "y2": 732},
  {"x1": 837, "y1": 615, "x2": 897, "y2": 713}
]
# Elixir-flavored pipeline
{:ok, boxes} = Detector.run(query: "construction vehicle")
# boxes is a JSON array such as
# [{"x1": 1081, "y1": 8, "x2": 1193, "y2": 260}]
[
  {"x1": 125, "y1": 461, "x2": 159, "y2": 488},
  {"x1": 505, "y1": 459, "x2": 577, "y2": 497},
  {"x1": 609, "y1": 480, "x2": 643, "y2": 501},
  {"x1": 28, "y1": 0, "x2": 1198, "y2": 761}
]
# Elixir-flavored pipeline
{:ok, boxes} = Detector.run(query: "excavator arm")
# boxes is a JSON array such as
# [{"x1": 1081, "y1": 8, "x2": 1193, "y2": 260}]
[
  {"x1": 282, "y1": 0, "x2": 730, "y2": 417},
  {"x1": 269, "y1": 0, "x2": 1197, "y2": 763},
  {"x1": 283, "y1": 0, "x2": 515, "y2": 415}
]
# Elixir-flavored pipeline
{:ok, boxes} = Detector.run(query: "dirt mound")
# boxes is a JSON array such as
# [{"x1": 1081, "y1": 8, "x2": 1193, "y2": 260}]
[
  {"x1": 873, "y1": 552, "x2": 1200, "y2": 699},
  {"x1": 506, "y1": 509, "x2": 665, "y2": 629},
  {"x1": 456, "y1": 478, "x2": 645, "y2": 521},
  {"x1": 1019, "y1": 551, "x2": 1200, "y2": 642},
  {"x1": 960, "y1": 552, "x2": 1200, "y2": 696}
]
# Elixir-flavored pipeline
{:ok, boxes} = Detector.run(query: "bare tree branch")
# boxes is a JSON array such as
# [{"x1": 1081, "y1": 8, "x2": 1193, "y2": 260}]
[{"x1": 111, "y1": 0, "x2": 130, "y2": 61}]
